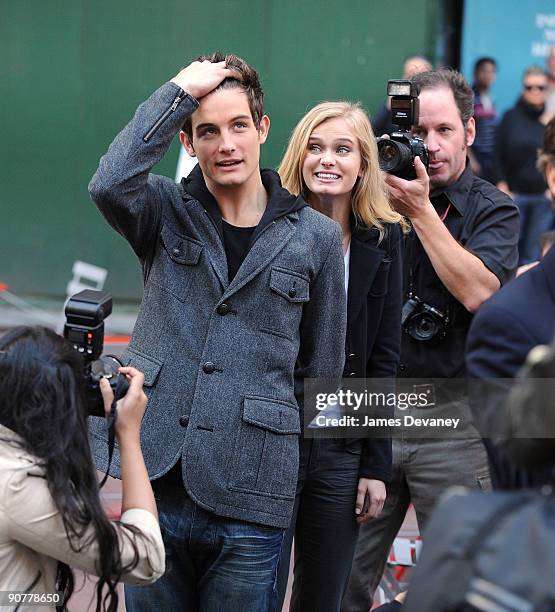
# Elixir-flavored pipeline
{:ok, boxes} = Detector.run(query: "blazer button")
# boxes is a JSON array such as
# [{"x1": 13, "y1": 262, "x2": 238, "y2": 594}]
[
  {"x1": 217, "y1": 303, "x2": 230, "y2": 315},
  {"x1": 346, "y1": 353, "x2": 357, "y2": 362},
  {"x1": 288, "y1": 288, "x2": 297, "y2": 298},
  {"x1": 399, "y1": 363, "x2": 406, "y2": 372},
  {"x1": 179, "y1": 415, "x2": 189, "y2": 427},
  {"x1": 203, "y1": 362, "x2": 216, "y2": 374},
  {"x1": 347, "y1": 372, "x2": 357, "y2": 377}
]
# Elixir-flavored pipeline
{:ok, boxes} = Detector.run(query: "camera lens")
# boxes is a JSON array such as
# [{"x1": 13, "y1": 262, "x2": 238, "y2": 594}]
[
  {"x1": 379, "y1": 142, "x2": 398, "y2": 163},
  {"x1": 90, "y1": 355, "x2": 123, "y2": 382},
  {"x1": 377, "y1": 139, "x2": 413, "y2": 173},
  {"x1": 410, "y1": 314, "x2": 439, "y2": 342}
]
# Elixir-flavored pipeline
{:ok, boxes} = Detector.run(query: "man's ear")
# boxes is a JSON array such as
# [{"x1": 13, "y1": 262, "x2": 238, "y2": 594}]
[
  {"x1": 257, "y1": 115, "x2": 270, "y2": 145},
  {"x1": 180, "y1": 131, "x2": 196, "y2": 157},
  {"x1": 465, "y1": 116, "x2": 476, "y2": 148}
]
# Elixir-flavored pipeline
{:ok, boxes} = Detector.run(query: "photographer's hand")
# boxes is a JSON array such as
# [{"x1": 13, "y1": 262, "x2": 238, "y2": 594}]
[
  {"x1": 387, "y1": 156, "x2": 501, "y2": 313},
  {"x1": 170, "y1": 60, "x2": 241, "y2": 101},
  {"x1": 99, "y1": 368, "x2": 157, "y2": 518},
  {"x1": 100, "y1": 367, "x2": 147, "y2": 440},
  {"x1": 385, "y1": 155, "x2": 433, "y2": 220}
]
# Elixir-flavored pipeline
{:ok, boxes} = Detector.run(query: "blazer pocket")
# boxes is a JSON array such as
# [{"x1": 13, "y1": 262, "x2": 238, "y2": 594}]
[
  {"x1": 229, "y1": 396, "x2": 300, "y2": 500},
  {"x1": 269, "y1": 267, "x2": 310, "y2": 303},
  {"x1": 120, "y1": 347, "x2": 163, "y2": 391},
  {"x1": 368, "y1": 261, "x2": 391, "y2": 298},
  {"x1": 161, "y1": 225, "x2": 203, "y2": 266}
]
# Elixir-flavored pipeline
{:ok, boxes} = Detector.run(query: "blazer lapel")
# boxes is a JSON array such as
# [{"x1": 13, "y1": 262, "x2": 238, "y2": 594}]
[
  {"x1": 185, "y1": 199, "x2": 229, "y2": 290},
  {"x1": 347, "y1": 230, "x2": 385, "y2": 337},
  {"x1": 222, "y1": 213, "x2": 298, "y2": 301}
]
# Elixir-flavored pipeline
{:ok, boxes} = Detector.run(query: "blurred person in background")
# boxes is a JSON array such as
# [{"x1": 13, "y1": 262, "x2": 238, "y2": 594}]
[
  {"x1": 495, "y1": 66, "x2": 553, "y2": 264},
  {"x1": 468, "y1": 57, "x2": 498, "y2": 184},
  {"x1": 274, "y1": 101, "x2": 406, "y2": 612},
  {"x1": 0, "y1": 326, "x2": 164, "y2": 612},
  {"x1": 372, "y1": 55, "x2": 433, "y2": 137}
]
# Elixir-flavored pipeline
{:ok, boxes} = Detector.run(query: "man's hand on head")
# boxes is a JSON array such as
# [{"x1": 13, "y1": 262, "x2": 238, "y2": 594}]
[
  {"x1": 385, "y1": 155, "x2": 432, "y2": 221},
  {"x1": 170, "y1": 60, "x2": 241, "y2": 101}
]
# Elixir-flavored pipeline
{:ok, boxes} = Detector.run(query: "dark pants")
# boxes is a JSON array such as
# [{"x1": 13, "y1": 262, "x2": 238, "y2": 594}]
[
  {"x1": 125, "y1": 466, "x2": 284, "y2": 612},
  {"x1": 273, "y1": 438, "x2": 362, "y2": 612}
]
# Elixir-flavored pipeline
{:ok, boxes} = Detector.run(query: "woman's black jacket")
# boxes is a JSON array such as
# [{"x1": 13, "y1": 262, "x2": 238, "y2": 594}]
[{"x1": 344, "y1": 221, "x2": 403, "y2": 481}]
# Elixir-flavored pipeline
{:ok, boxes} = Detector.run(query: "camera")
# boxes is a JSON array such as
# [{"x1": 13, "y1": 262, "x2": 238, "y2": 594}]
[
  {"x1": 376, "y1": 80, "x2": 429, "y2": 180},
  {"x1": 63, "y1": 290, "x2": 129, "y2": 417},
  {"x1": 401, "y1": 295, "x2": 448, "y2": 342}
]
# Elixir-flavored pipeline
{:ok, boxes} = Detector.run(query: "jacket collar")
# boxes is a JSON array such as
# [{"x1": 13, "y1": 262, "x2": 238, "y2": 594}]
[
  {"x1": 181, "y1": 165, "x2": 306, "y2": 243},
  {"x1": 180, "y1": 167, "x2": 304, "y2": 296},
  {"x1": 0, "y1": 424, "x2": 41, "y2": 470},
  {"x1": 429, "y1": 161, "x2": 474, "y2": 216}
]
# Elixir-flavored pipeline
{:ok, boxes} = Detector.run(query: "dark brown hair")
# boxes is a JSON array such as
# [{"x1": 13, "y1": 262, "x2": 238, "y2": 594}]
[
  {"x1": 182, "y1": 51, "x2": 264, "y2": 139},
  {"x1": 413, "y1": 69, "x2": 474, "y2": 126}
]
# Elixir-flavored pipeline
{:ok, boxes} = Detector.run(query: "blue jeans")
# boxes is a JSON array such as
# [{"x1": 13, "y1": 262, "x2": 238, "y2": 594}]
[
  {"x1": 125, "y1": 466, "x2": 285, "y2": 612},
  {"x1": 513, "y1": 192, "x2": 554, "y2": 264}
]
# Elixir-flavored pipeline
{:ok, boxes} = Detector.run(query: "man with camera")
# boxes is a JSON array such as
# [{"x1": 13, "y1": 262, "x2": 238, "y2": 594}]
[
  {"x1": 88, "y1": 53, "x2": 346, "y2": 610},
  {"x1": 342, "y1": 69, "x2": 519, "y2": 611}
]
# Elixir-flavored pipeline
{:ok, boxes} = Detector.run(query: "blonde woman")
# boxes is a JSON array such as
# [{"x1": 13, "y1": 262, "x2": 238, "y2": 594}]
[{"x1": 274, "y1": 102, "x2": 406, "y2": 611}]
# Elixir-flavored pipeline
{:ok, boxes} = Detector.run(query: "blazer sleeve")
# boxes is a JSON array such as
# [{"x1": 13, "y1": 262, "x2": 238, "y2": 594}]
[
  {"x1": 88, "y1": 82, "x2": 199, "y2": 260},
  {"x1": 3, "y1": 470, "x2": 165, "y2": 585},
  {"x1": 295, "y1": 224, "x2": 347, "y2": 405},
  {"x1": 359, "y1": 225, "x2": 403, "y2": 482}
]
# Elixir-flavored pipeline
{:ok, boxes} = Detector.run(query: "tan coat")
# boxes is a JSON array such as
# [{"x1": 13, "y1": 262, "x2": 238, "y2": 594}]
[{"x1": 0, "y1": 424, "x2": 164, "y2": 610}]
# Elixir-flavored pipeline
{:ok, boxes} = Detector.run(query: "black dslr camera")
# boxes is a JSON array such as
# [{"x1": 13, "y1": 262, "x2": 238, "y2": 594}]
[
  {"x1": 401, "y1": 295, "x2": 448, "y2": 342},
  {"x1": 377, "y1": 80, "x2": 429, "y2": 180},
  {"x1": 63, "y1": 290, "x2": 129, "y2": 417}
]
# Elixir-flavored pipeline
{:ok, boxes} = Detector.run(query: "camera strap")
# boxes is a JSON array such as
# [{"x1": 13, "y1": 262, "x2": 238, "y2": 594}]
[
  {"x1": 98, "y1": 375, "x2": 128, "y2": 489},
  {"x1": 406, "y1": 200, "x2": 453, "y2": 318},
  {"x1": 98, "y1": 399, "x2": 117, "y2": 489}
]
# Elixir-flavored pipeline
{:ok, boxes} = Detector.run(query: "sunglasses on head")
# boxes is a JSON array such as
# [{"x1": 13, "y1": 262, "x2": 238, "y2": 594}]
[{"x1": 524, "y1": 84, "x2": 546, "y2": 91}]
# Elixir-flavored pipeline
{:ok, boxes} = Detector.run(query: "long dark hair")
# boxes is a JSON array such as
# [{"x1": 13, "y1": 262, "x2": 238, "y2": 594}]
[{"x1": 0, "y1": 326, "x2": 139, "y2": 612}]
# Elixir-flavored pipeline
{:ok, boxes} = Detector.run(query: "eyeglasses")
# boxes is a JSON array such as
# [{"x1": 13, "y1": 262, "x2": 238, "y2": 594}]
[{"x1": 524, "y1": 84, "x2": 546, "y2": 91}]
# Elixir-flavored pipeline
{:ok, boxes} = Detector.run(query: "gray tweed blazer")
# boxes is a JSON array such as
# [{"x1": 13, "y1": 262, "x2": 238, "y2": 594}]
[{"x1": 87, "y1": 83, "x2": 346, "y2": 528}]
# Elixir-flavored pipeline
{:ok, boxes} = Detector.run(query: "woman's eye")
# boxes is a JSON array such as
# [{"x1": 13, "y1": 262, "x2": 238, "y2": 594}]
[
  {"x1": 337, "y1": 147, "x2": 350, "y2": 154},
  {"x1": 308, "y1": 144, "x2": 321, "y2": 152}
]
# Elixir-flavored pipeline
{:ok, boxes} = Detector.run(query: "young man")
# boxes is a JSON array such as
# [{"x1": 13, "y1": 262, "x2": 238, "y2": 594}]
[
  {"x1": 88, "y1": 53, "x2": 346, "y2": 611},
  {"x1": 342, "y1": 69, "x2": 519, "y2": 612}
]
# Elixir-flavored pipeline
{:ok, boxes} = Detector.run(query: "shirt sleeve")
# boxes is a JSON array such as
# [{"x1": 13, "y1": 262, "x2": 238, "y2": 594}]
[
  {"x1": 4, "y1": 470, "x2": 164, "y2": 585},
  {"x1": 464, "y1": 190, "x2": 519, "y2": 286}
]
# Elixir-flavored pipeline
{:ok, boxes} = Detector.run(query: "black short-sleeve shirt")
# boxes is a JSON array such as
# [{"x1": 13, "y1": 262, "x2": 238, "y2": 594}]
[{"x1": 399, "y1": 163, "x2": 519, "y2": 378}]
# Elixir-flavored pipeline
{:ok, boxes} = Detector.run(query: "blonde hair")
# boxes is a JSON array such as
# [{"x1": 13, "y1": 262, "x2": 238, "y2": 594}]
[{"x1": 278, "y1": 101, "x2": 408, "y2": 241}]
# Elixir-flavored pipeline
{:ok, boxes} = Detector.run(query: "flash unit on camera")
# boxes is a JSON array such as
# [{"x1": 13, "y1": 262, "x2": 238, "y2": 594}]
[{"x1": 387, "y1": 80, "x2": 419, "y2": 97}]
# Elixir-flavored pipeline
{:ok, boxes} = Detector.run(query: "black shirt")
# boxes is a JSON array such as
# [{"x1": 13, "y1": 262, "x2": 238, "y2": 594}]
[
  {"x1": 222, "y1": 219, "x2": 256, "y2": 282},
  {"x1": 399, "y1": 163, "x2": 519, "y2": 379},
  {"x1": 494, "y1": 98, "x2": 548, "y2": 194}
]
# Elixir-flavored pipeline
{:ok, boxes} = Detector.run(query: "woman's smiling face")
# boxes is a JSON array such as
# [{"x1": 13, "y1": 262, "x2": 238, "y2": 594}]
[{"x1": 302, "y1": 117, "x2": 363, "y2": 200}]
